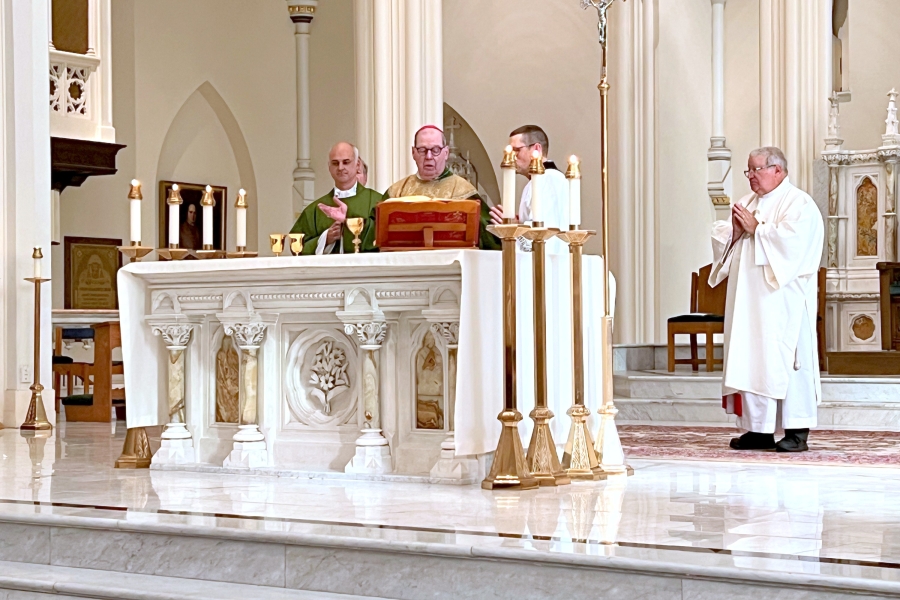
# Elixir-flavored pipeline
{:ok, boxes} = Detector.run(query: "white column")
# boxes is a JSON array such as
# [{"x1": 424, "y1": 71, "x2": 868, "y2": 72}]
[
  {"x1": 373, "y1": 0, "x2": 393, "y2": 192},
  {"x1": 354, "y1": 0, "x2": 375, "y2": 176},
  {"x1": 97, "y1": 0, "x2": 114, "y2": 142},
  {"x1": 149, "y1": 322, "x2": 197, "y2": 465},
  {"x1": 2, "y1": 0, "x2": 53, "y2": 427},
  {"x1": 759, "y1": 0, "x2": 775, "y2": 146},
  {"x1": 223, "y1": 322, "x2": 270, "y2": 469},
  {"x1": 288, "y1": 1, "x2": 317, "y2": 212},
  {"x1": 86, "y1": 0, "x2": 97, "y2": 55},
  {"x1": 708, "y1": 0, "x2": 731, "y2": 221},
  {"x1": 639, "y1": 0, "x2": 658, "y2": 343},
  {"x1": 422, "y1": 0, "x2": 442, "y2": 127}
]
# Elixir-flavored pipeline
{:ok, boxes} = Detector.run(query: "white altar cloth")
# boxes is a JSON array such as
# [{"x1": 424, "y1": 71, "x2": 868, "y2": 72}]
[{"x1": 119, "y1": 250, "x2": 614, "y2": 458}]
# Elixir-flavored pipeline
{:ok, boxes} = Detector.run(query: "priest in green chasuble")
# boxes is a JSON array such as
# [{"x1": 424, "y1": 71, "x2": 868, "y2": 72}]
[
  {"x1": 290, "y1": 142, "x2": 382, "y2": 254},
  {"x1": 383, "y1": 125, "x2": 501, "y2": 250}
]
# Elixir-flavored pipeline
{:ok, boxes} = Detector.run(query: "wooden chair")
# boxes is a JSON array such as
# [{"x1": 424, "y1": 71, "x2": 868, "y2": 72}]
[
  {"x1": 817, "y1": 267, "x2": 827, "y2": 371},
  {"x1": 52, "y1": 326, "x2": 94, "y2": 411},
  {"x1": 667, "y1": 264, "x2": 727, "y2": 372},
  {"x1": 63, "y1": 322, "x2": 124, "y2": 422}
]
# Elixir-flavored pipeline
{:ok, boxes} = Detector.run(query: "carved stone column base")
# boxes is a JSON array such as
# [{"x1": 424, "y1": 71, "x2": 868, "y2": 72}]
[
  {"x1": 151, "y1": 426, "x2": 196, "y2": 465},
  {"x1": 594, "y1": 405, "x2": 633, "y2": 476},
  {"x1": 430, "y1": 433, "x2": 480, "y2": 480},
  {"x1": 115, "y1": 427, "x2": 152, "y2": 469},
  {"x1": 223, "y1": 440, "x2": 268, "y2": 469},
  {"x1": 233, "y1": 424, "x2": 265, "y2": 443},
  {"x1": 344, "y1": 429, "x2": 393, "y2": 474}
]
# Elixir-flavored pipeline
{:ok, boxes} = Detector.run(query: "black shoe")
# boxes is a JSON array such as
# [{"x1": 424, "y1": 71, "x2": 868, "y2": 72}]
[
  {"x1": 775, "y1": 429, "x2": 810, "y2": 452},
  {"x1": 729, "y1": 431, "x2": 776, "y2": 450}
]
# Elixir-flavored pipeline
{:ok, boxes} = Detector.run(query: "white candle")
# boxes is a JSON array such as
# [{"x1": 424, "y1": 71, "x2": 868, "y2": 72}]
[
  {"x1": 201, "y1": 185, "x2": 214, "y2": 247},
  {"x1": 168, "y1": 184, "x2": 180, "y2": 246},
  {"x1": 32, "y1": 248, "x2": 41, "y2": 279},
  {"x1": 528, "y1": 149, "x2": 544, "y2": 223},
  {"x1": 501, "y1": 146, "x2": 517, "y2": 219},
  {"x1": 235, "y1": 189, "x2": 247, "y2": 249},
  {"x1": 129, "y1": 179, "x2": 142, "y2": 244},
  {"x1": 567, "y1": 155, "x2": 582, "y2": 227}
]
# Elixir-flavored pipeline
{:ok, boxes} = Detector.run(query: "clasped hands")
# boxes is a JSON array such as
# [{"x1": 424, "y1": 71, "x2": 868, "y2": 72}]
[
  {"x1": 319, "y1": 197, "x2": 349, "y2": 245},
  {"x1": 731, "y1": 203, "x2": 759, "y2": 239}
]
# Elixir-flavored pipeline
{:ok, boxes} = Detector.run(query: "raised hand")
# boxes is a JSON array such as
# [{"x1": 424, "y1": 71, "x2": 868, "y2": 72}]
[{"x1": 319, "y1": 197, "x2": 348, "y2": 224}]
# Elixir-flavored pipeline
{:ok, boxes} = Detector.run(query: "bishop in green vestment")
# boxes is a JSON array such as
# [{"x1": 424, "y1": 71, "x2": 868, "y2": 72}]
[
  {"x1": 381, "y1": 125, "x2": 502, "y2": 251},
  {"x1": 290, "y1": 142, "x2": 382, "y2": 254}
]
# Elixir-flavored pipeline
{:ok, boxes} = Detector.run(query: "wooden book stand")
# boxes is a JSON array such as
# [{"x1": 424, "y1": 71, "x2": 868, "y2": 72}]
[{"x1": 375, "y1": 197, "x2": 481, "y2": 251}]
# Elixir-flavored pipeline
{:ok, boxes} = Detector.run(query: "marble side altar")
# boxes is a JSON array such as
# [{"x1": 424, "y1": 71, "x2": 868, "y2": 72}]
[{"x1": 118, "y1": 250, "x2": 612, "y2": 481}]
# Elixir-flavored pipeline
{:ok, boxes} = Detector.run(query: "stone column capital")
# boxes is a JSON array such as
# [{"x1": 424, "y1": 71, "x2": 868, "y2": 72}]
[
  {"x1": 223, "y1": 322, "x2": 268, "y2": 350},
  {"x1": 287, "y1": 1, "x2": 317, "y2": 24},
  {"x1": 429, "y1": 322, "x2": 459, "y2": 350},
  {"x1": 344, "y1": 322, "x2": 388, "y2": 351},
  {"x1": 148, "y1": 321, "x2": 198, "y2": 350}
]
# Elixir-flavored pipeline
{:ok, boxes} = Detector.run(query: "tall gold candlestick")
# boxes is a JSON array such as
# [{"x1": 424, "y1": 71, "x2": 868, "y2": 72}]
[
  {"x1": 482, "y1": 219, "x2": 538, "y2": 491},
  {"x1": 521, "y1": 223, "x2": 569, "y2": 486},
  {"x1": 21, "y1": 249, "x2": 52, "y2": 432},
  {"x1": 557, "y1": 227, "x2": 604, "y2": 480}
]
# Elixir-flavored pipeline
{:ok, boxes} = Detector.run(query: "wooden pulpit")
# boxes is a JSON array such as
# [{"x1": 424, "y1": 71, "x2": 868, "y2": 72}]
[{"x1": 375, "y1": 197, "x2": 481, "y2": 251}]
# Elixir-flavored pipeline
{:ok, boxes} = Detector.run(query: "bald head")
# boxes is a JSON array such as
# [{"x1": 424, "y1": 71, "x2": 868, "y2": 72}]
[{"x1": 329, "y1": 142, "x2": 360, "y2": 191}]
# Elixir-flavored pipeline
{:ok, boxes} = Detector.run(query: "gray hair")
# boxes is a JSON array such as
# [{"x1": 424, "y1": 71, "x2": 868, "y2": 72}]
[{"x1": 749, "y1": 146, "x2": 788, "y2": 174}]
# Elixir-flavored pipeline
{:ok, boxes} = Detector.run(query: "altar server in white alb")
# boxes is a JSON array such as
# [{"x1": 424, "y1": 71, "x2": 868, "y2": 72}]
[{"x1": 710, "y1": 146, "x2": 824, "y2": 453}]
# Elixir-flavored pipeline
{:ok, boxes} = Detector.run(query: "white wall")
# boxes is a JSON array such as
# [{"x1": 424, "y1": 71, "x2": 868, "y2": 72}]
[
  {"x1": 841, "y1": 0, "x2": 900, "y2": 151},
  {"x1": 724, "y1": 0, "x2": 760, "y2": 201}
]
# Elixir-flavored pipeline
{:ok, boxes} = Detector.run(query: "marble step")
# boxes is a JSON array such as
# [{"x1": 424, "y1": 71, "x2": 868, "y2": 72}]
[
  {"x1": 2, "y1": 510, "x2": 899, "y2": 600},
  {"x1": 0, "y1": 560, "x2": 382, "y2": 600}
]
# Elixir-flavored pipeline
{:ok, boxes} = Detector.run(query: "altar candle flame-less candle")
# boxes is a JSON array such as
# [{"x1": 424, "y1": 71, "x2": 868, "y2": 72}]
[
  {"x1": 566, "y1": 156, "x2": 582, "y2": 227},
  {"x1": 128, "y1": 179, "x2": 142, "y2": 244},
  {"x1": 235, "y1": 189, "x2": 248, "y2": 250},
  {"x1": 528, "y1": 150, "x2": 546, "y2": 223},
  {"x1": 200, "y1": 185, "x2": 215, "y2": 248},
  {"x1": 32, "y1": 247, "x2": 42, "y2": 279},
  {"x1": 501, "y1": 146, "x2": 517, "y2": 219},
  {"x1": 167, "y1": 184, "x2": 183, "y2": 247}
]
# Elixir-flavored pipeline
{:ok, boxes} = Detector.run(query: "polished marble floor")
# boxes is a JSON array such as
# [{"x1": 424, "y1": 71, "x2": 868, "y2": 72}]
[{"x1": 3, "y1": 421, "x2": 900, "y2": 583}]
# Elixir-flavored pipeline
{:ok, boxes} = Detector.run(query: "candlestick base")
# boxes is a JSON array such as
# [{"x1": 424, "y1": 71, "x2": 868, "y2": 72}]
[
  {"x1": 482, "y1": 409, "x2": 539, "y2": 490},
  {"x1": 520, "y1": 225, "x2": 561, "y2": 243},
  {"x1": 20, "y1": 384, "x2": 52, "y2": 431},
  {"x1": 157, "y1": 248, "x2": 193, "y2": 261},
  {"x1": 226, "y1": 250, "x2": 258, "y2": 259},
  {"x1": 24, "y1": 278, "x2": 51, "y2": 284},
  {"x1": 556, "y1": 229, "x2": 596, "y2": 246},
  {"x1": 561, "y1": 404, "x2": 605, "y2": 480},
  {"x1": 115, "y1": 427, "x2": 152, "y2": 469},
  {"x1": 118, "y1": 245, "x2": 153, "y2": 263},
  {"x1": 525, "y1": 407, "x2": 570, "y2": 486},
  {"x1": 194, "y1": 249, "x2": 227, "y2": 260}
]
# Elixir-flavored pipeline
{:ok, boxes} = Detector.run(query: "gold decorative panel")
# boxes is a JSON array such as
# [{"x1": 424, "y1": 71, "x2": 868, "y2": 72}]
[
  {"x1": 215, "y1": 334, "x2": 240, "y2": 423},
  {"x1": 856, "y1": 177, "x2": 878, "y2": 257},
  {"x1": 415, "y1": 331, "x2": 444, "y2": 429},
  {"x1": 851, "y1": 315, "x2": 876, "y2": 342}
]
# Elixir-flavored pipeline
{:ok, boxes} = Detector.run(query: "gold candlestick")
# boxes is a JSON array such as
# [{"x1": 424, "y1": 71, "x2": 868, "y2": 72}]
[
  {"x1": 21, "y1": 250, "x2": 52, "y2": 432},
  {"x1": 557, "y1": 227, "x2": 604, "y2": 480},
  {"x1": 482, "y1": 219, "x2": 538, "y2": 490},
  {"x1": 226, "y1": 247, "x2": 258, "y2": 259},
  {"x1": 270, "y1": 234, "x2": 286, "y2": 256},
  {"x1": 118, "y1": 245, "x2": 153, "y2": 263},
  {"x1": 520, "y1": 223, "x2": 569, "y2": 486},
  {"x1": 347, "y1": 218, "x2": 364, "y2": 253},
  {"x1": 115, "y1": 427, "x2": 152, "y2": 468},
  {"x1": 288, "y1": 233, "x2": 305, "y2": 256}
]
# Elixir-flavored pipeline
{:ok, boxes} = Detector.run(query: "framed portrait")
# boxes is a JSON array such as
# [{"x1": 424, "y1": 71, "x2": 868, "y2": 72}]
[
  {"x1": 158, "y1": 181, "x2": 227, "y2": 250},
  {"x1": 64, "y1": 236, "x2": 123, "y2": 310}
]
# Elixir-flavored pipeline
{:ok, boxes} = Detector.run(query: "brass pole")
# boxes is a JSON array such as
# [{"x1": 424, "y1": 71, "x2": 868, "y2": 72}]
[
  {"x1": 522, "y1": 222, "x2": 570, "y2": 487},
  {"x1": 482, "y1": 220, "x2": 538, "y2": 490},
  {"x1": 557, "y1": 228, "x2": 603, "y2": 480},
  {"x1": 21, "y1": 274, "x2": 52, "y2": 432}
]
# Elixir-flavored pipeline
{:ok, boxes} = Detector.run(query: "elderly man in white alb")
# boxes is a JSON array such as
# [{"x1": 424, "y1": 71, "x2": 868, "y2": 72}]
[{"x1": 710, "y1": 146, "x2": 824, "y2": 453}]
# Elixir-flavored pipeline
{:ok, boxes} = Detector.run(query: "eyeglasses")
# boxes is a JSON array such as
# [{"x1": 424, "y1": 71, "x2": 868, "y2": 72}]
[
  {"x1": 512, "y1": 144, "x2": 536, "y2": 154},
  {"x1": 413, "y1": 146, "x2": 446, "y2": 158},
  {"x1": 744, "y1": 165, "x2": 776, "y2": 178}
]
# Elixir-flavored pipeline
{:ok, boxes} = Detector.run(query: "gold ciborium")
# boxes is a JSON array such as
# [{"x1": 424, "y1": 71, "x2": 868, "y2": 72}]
[
  {"x1": 288, "y1": 233, "x2": 305, "y2": 256},
  {"x1": 346, "y1": 218, "x2": 364, "y2": 253},
  {"x1": 269, "y1": 234, "x2": 286, "y2": 256}
]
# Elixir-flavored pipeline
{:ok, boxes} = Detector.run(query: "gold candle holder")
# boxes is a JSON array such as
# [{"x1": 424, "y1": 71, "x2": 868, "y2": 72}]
[
  {"x1": 520, "y1": 222, "x2": 569, "y2": 486},
  {"x1": 288, "y1": 233, "x2": 305, "y2": 256},
  {"x1": 347, "y1": 218, "x2": 364, "y2": 253},
  {"x1": 557, "y1": 227, "x2": 604, "y2": 480},
  {"x1": 115, "y1": 427, "x2": 152, "y2": 468},
  {"x1": 270, "y1": 234, "x2": 286, "y2": 256},
  {"x1": 118, "y1": 245, "x2": 153, "y2": 263},
  {"x1": 482, "y1": 219, "x2": 538, "y2": 491},
  {"x1": 226, "y1": 248, "x2": 258, "y2": 259},
  {"x1": 158, "y1": 186, "x2": 192, "y2": 260},
  {"x1": 21, "y1": 249, "x2": 52, "y2": 433}
]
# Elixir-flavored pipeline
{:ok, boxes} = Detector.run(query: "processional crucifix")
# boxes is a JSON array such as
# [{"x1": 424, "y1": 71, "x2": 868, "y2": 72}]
[{"x1": 580, "y1": 0, "x2": 630, "y2": 474}]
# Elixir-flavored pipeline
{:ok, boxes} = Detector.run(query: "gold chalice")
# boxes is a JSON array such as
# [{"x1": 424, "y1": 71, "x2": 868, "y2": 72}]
[
  {"x1": 269, "y1": 234, "x2": 286, "y2": 256},
  {"x1": 288, "y1": 233, "x2": 305, "y2": 256},
  {"x1": 346, "y1": 218, "x2": 364, "y2": 254}
]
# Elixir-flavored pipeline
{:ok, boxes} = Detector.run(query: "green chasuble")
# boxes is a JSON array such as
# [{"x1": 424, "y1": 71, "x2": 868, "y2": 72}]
[
  {"x1": 290, "y1": 185, "x2": 382, "y2": 254},
  {"x1": 382, "y1": 168, "x2": 502, "y2": 251}
]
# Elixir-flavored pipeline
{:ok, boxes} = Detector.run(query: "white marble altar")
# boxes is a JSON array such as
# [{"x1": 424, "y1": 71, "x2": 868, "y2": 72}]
[{"x1": 118, "y1": 250, "x2": 613, "y2": 479}]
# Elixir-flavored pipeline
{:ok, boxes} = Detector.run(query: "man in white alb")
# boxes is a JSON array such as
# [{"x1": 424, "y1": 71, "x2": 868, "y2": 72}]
[
  {"x1": 710, "y1": 146, "x2": 824, "y2": 453},
  {"x1": 488, "y1": 124, "x2": 569, "y2": 252}
]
